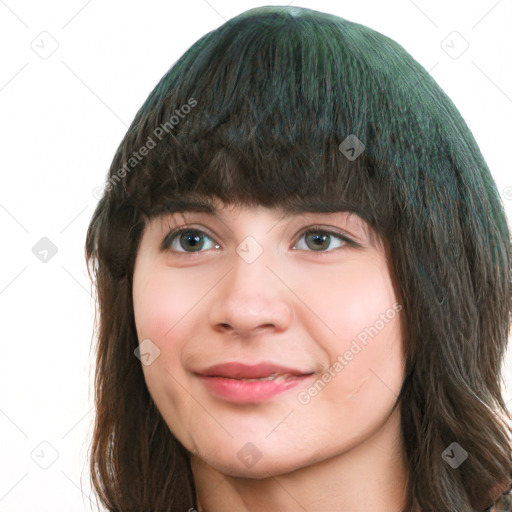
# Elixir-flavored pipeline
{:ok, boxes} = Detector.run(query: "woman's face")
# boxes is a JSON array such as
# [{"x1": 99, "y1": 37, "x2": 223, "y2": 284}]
[{"x1": 132, "y1": 199, "x2": 406, "y2": 477}]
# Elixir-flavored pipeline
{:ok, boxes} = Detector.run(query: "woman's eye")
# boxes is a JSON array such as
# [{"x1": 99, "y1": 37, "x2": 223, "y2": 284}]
[
  {"x1": 162, "y1": 227, "x2": 356, "y2": 254},
  {"x1": 163, "y1": 229, "x2": 219, "y2": 253},
  {"x1": 293, "y1": 229, "x2": 357, "y2": 252}
]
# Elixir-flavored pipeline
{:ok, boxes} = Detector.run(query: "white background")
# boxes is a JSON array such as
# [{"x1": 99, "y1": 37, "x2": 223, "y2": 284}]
[{"x1": 0, "y1": 1, "x2": 511, "y2": 510}]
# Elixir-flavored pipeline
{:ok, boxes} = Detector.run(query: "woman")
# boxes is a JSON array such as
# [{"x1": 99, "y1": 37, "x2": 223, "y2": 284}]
[{"x1": 85, "y1": 6, "x2": 512, "y2": 511}]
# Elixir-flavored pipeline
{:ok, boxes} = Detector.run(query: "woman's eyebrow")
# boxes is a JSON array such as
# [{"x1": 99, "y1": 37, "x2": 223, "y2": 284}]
[
  {"x1": 276, "y1": 200, "x2": 363, "y2": 218},
  {"x1": 153, "y1": 198, "x2": 363, "y2": 218}
]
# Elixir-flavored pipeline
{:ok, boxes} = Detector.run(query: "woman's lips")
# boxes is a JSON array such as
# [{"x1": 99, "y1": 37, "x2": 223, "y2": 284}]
[{"x1": 195, "y1": 362, "x2": 315, "y2": 403}]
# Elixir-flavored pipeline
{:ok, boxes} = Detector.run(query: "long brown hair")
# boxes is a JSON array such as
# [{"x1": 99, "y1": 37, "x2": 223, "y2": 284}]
[{"x1": 85, "y1": 6, "x2": 512, "y2": 511}]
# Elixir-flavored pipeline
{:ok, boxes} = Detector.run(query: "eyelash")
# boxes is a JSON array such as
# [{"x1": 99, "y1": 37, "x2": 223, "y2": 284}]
[{"x1": 161, "y1": 224, "x2": 359, "y2": 255}]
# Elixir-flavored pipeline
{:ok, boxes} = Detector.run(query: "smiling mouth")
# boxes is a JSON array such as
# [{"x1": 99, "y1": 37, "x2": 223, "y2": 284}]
[
  {"x1": 197, "y1": 373, "x2": 314, "y2": 404},
  {"x1": 197, "y1": 361, "x2": 313, "y2": 379}
]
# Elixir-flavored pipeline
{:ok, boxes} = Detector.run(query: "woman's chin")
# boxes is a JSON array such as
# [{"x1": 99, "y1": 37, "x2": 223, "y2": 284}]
[
  {"x1": 191, "y1": 442, "x2": 322, "y2": 480},
  {"x1": 206, "y1": 455, "x2": 305, "y2": 479}
]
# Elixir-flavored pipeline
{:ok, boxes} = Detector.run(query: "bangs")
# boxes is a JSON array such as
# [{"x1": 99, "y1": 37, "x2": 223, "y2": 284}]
[
  {"x1": 105, "y1": 6, "x2": 407, "y2": 235},
  {"x1": 144, "y1": 138, "x2": 383, "y2": 231}
]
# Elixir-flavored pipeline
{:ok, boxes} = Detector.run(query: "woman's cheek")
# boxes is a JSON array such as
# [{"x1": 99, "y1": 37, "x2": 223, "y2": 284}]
[
  {"x1": 297, "y1": 258, "x2": 394, "y2": 341},
  {"x1": 133, "y1": 271, "x2": 191, "y2": 352}
]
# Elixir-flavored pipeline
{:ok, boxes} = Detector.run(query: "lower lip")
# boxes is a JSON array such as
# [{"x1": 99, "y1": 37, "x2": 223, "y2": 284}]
[{"x1": 198, "y1": 374, "x2": 313, "y2": 403}]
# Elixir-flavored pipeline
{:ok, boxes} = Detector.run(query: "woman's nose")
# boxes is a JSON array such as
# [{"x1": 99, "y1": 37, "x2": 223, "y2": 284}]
[{"x1": 207, "y1": 245, "x2": 294, "y2": 338}]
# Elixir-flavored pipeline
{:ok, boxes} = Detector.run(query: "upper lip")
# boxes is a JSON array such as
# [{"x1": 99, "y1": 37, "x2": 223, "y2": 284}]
[{"x1": 196, "y1": 362, "x2": 314, "y2": 379}]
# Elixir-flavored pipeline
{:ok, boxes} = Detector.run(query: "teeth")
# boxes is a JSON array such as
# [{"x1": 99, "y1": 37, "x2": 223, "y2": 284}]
[
  {"x1": 240, "y1": 373, "x2": 290, "y2": 382},
  {"x1": 211, "y1": 373, "x2": 300, "y2": 381}
]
